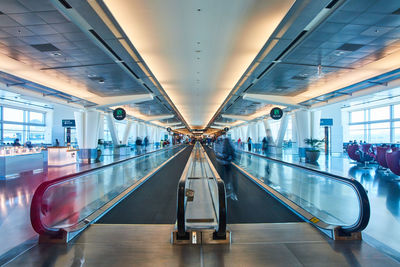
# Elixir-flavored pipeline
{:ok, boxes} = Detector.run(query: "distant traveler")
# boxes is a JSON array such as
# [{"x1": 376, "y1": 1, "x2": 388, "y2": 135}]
[
  {"x1": 237, "y1": 138, "x2": 241, "y2": 149},
  {"x1": 13, "y1": 138, "x2": 21, "y2": 147},
  {"x1": 55, "y1": 139, "x2": 60, "y2": 146},
  {"x1": 247, "y1": 137, "x2": 252, "y2": 152},
  {"x1": 215, "y1": 137, "x2": 237, "y2": 201},
  {"x1": 262, "y1": 137, "x2": 267, "y2": 155},
  {"x1": 135, "y1": 137, "x2": 142, "y2": 153},
  {"x1": 143, "y1": 136, "x2": 149, "y2": 150}
]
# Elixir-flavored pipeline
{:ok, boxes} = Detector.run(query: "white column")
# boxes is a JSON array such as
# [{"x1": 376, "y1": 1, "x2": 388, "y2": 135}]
[
  {"x1": 122, "y1": 120, "x2": 132, "y2": 145},
  {"x1": 276, "y1": 113, "x2": 289, "y2": 148},
  {"x1": 311, "y1": 110, "x2": 321, "y2": 139},
  {"x1": 74, "y1": 110, "x2": 101, "y2": 149},
  {"x1": 98, "y1": 113, "x2": 104, "y2": 140},
  {"x1": 294, "y1": 110, "x2": 311, "y2": 149},
  {"x1": 106, "y1": 113, "x2": 119, "y2": 146}
]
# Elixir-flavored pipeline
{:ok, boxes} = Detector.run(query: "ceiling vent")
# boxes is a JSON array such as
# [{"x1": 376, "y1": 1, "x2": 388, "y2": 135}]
[
  {"x1": 392, "y1": 8, "x2": 400, "y2": 15},
  {"x1": 326, "y1": 0, "x2": 340, "y2": 9},
  {"x1": 0, "y1": 11, "x2": 4, "y2": 15},
  {"x1": 292, "y1": 75, "x2": 308, "y2": 80},
  {"x1": 31, "y1": 43, "x2": 60, "y2": 52},
  {"x1": 337, "y1": 43, "x2": 364, "y2": 52},
  {"x1": 58, "y1": 0, "x2": 72, "y2": 9}
]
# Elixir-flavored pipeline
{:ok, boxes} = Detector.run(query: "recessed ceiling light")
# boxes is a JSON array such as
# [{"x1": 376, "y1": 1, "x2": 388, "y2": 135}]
[
  {"x1": 87, "y1": 74, "x2": 97, "y2": 78},
  {"x1": 98, "y1": 79, "x2": 105, "y2": 84},
  {"x1": 51, "y1": 52, "x2": 62, "y2": 57}
]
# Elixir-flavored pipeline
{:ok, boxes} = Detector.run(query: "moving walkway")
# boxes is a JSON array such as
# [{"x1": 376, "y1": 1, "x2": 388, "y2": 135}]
[{"x1": 5, "y1": 142, "x2": 398, "y2": 266}]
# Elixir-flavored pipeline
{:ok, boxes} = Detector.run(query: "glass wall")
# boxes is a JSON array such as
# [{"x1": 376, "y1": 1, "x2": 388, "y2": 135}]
[
  {"x1": 0, "y1": 106, "x2": 46, "y2": 144},
  {"x1": 347, "y1": 103, "x2": 399, "y2": 143}
]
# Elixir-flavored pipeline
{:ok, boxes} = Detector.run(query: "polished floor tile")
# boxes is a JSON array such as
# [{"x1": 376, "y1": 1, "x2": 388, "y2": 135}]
[
  {"x1": 6, "y1": 223, "x2": 397, "y2": 267},
  {"x1": 0, "y1": 146, "x2": 180, "y2": 258},
  {"x1": 236, "y1": 148, "x2": 400, "y2": 258}
]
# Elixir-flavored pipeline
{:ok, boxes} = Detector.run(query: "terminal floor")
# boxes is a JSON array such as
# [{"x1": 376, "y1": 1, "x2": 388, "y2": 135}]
[
  {"x1": 6, "y1": 223, "x2": 398, "y2": 267},
  {"x1": 241, "y1": 147, "x2": 400, "y2": 260},
  {"x1": 0, "y1": 145, "x2": 176, "y2": 258},
  {"x1": 98, "y1": 146, "x2": 300, "y2": 224}
]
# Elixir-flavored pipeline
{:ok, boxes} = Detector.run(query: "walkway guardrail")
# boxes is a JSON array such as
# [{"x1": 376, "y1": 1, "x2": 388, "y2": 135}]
[
  {"x1": 233, "y1": 148, "x2": 370, "y2": 240},
  {"x1": 174, "y1": 142, "x2": 228, "y2": 244},
  {"x1": 30, "y1": 145, "x2": 185, "y2": 242}
]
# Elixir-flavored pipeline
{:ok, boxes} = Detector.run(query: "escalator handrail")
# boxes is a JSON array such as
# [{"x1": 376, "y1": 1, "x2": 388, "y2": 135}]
[
  {"x1": 31, "y1": 144, "x2": 183, "y2": 237},
  {"x1": 176, "y1": 146, "x2": 193, "y2": 239},
  {"x1": 201, "y1": 144, "x2": 227, "y2": 239},
  {"x1": 236, "y1": 149, "x2": 370, "y2": 235},
  {"x1": 176, "y1": 143, "x2": 227, "y2": 239}
]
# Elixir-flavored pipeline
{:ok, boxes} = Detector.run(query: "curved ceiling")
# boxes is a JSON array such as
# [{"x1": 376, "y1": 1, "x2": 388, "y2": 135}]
[{"x1": 103, "y1": 0, "x2": 295, "y2": 128}]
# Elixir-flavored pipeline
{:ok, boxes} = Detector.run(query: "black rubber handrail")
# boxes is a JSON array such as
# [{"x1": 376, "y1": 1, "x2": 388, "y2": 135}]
[
  {"x1": 237, "y1": 149, "x2": 370, "y2": 235},
  {"x1": 31, "y1": 145, "x2": 182, "y2": 237},
  {"x1": 176, "y1": 143, "x2": 227, "y2": 240}
]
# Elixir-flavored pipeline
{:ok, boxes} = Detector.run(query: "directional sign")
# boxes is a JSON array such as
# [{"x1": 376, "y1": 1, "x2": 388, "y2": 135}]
[
  {"x1": 320, "y1": 118, "x2": 333, "y2": 126},
  {"x1": 270, "y1": 107, "x2": 283, "y2": 120},
  {"x1": 113, "y1": 108, "x2": 126, "y2": 120},
  {"x1": 224, "y1": 127, "x2": 229, "y2": 132},
  {"x1": 62, "y1": 119, "x2": 75, "y2": 127}
]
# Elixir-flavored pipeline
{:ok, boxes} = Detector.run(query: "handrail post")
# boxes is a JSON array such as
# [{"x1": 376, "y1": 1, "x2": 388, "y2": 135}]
[
  {"x1": 176, "y1": 180, "x2": 189, "y2": 240},
  {"x1": 213, "y1": 181, "x2": 227, "y2": 240}
]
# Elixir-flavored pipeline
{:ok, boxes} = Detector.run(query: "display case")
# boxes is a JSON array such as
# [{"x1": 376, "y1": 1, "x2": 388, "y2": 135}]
[
  {"x1": 0, "y1": 147, "x2": 44, "y2": 178},
  {"x1": 47, "y1": 147, "x2": 78, "y2": 166}
]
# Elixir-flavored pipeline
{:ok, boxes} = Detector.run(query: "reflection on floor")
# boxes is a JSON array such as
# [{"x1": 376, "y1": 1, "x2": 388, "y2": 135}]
[
  {"x1": 240, "y1": 147, "x2": 400, "y2": 260},
  {"x1": 0, "y1": 145, "x2": 171, "y2": 259}
]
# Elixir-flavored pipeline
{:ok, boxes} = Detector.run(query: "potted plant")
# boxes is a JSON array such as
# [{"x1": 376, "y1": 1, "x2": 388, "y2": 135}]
[{"x1": 304, "y1": 138, "x2": 324, "y2": 163}]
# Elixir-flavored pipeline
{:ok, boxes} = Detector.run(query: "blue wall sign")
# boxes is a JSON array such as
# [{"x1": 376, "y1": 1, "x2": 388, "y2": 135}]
[
  {"x1": 320, "y1": 118, "x2": 333, "y2": 126},
  {"x1": 62, "y1": 119, "x2": 76, "y2": 127}
]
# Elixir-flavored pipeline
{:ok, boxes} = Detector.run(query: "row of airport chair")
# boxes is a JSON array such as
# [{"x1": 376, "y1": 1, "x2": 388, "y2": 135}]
[{"x1": 347, "y1": 144, "x2": 400, "y2": 175}]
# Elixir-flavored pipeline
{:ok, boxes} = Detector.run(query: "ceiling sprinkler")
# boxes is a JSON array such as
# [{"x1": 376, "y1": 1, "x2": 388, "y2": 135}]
[{"x1": 317, "y1": 65, "x2": 322, "y2": 77}]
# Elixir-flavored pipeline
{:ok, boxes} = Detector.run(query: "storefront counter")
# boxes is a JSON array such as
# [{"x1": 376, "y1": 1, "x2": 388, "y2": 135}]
[{"x1": 48, "y1": 147, "x2": 78, "y2": 166}]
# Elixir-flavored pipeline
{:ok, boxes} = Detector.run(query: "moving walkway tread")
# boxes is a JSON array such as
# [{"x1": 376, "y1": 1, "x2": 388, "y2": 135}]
[
  {"x1": 204, "y1": 145, "x2": 302, "y2": 224},
  {"x1": 96, "y1": 145, "x2": 193, "y2": 224}
]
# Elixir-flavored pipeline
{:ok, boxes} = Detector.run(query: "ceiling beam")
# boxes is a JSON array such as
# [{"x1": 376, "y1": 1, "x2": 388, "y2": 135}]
[
  {"x1": 243, "y1": 93, "x2": 306, "y2": 108},
  {"x1": 143, "y1": 114, "x2": 174, "y2": 121},
  {"x1": 221, "y1": 114, "x2": 252, "y2": 121},
  {"x1": 92, "y1": 93, "x2": 153, "y2": 108}
]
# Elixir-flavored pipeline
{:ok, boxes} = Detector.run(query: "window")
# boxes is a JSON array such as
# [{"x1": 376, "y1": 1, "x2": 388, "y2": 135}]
[
  {"x1": 350, "y1": 110, "x2": 364, "y2": 123},
  {"x1": 29, "y1": 126, "x2": 46, "y2": 144},
  {"x1": 394, "y1": 121, "x2": 400, "y2": 143},
  {"x1": 347, "y1": 103, "x2": 400, "y2": 144},
  {"x1": 369, "y1": 122, "x2": 390, "y2": 143},
  {"x1": 3, "y1": 107, "x2": 24, "y2": 122},
  {"x1": 0, "y1": 106, "x2": 46, "y2": 144},
  {"x1": 394, "y1": 104, "x2": 400, "y2": 119},
  {"x1": 29, "y1": 112, "x2": 44, "y2": 124},
  {"x1": 3, "y1": 124, "x2": 24, "y2": 143},
  {"x1": 370, "y1": 106, "x2": 390, "y2": 121},
  {"x1": 349, "y1": 124, "x2": 365, "y2": 142}
]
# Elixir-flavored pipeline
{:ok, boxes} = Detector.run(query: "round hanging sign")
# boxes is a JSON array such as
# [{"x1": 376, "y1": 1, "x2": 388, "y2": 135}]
[
  {"x1": 113, "y1": 108, "x2": 126, "y2": 120},
  {"x1": 167, "y1": 127, "x2": 172, "y2": 132},
  {"x1": 270, "y1": 107, "x2": 283, "y2": 120},
  {"x1": 224, "y1": 127, "x2": 229, "y2": 132}
]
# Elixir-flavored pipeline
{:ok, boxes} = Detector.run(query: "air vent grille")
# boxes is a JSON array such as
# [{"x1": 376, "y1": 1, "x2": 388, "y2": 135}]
[
  {"x1": 292, "y1": 75, "x2": 307, "y2": 80},
  {"x1": 326, "y1": 0, "x2": 340, "y2": 9},
  {"x1": 143, "y1": 83, "x2": 153, "y2": 93},
  {"x1": 31, "y1": 43, "x2": 60, "y2": 52},
  {"x1": 58, "y1": 0, "x2": 72, "y2": 9},
  {"x1": 337, "y1": 43, "x2": 364, "y2": 51},
  {"x1": 89, "y1": 29, "x2": 122, "y2": 61}
]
